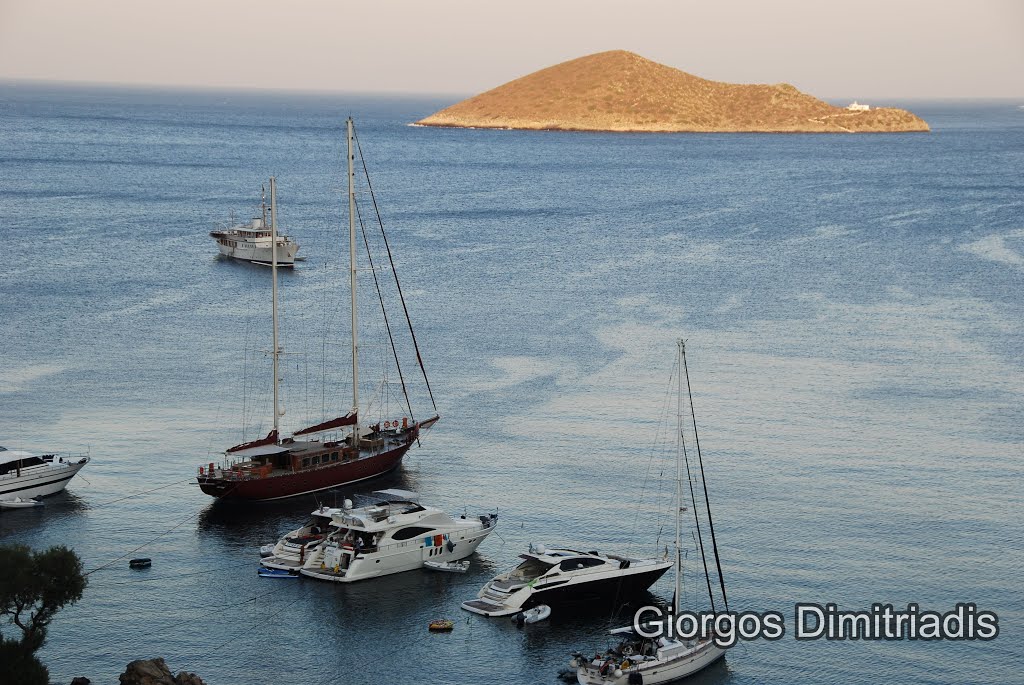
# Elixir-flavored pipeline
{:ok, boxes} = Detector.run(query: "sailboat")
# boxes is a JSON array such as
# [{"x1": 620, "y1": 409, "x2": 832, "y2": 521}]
[
  {"x1": 197, "y1": 119, "x2": 439, "y2": 501},
  {"x1": 574, "y1": 341, "x2": 729, "y2": 684}
]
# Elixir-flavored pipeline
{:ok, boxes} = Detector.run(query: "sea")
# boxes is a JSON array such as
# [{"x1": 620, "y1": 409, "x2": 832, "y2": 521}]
[{"x1": 0, "y1": 83, "x2": 1021, "y2": 685}]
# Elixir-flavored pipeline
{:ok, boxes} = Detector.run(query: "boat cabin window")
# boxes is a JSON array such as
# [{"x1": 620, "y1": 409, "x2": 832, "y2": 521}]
[
  {"x1": 311, "y1": 456, "x2": 320, "y2": 466},
  {"x1": 0, "y1": 457, "x2": 45, "y2": 474},
  {"x1": 392, "y1": 526, "x2": 434, "y2": 541},
  {"x1": 301, "y1": 458, "x2": 310, "y2": 468},
  {"x1": 330, "y1": 452, "x2": 339, "y2": 461},
  {"x1": 510, "y1": 558, "x2": 555, "y2": 580},
  {"x1": 559, "y1": 558, "x2": 606, "y2": 572}
]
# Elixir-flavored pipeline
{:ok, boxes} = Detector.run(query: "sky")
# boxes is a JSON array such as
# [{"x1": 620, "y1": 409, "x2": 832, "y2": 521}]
[{"x1": 1, "y1": 0, "x2": 1022, "y2": 99}]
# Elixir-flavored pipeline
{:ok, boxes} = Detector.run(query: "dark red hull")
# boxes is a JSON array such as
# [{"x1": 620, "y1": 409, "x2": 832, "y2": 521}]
[{"x1": 197, "y1": 441, "x2": 411, "y2": 501}]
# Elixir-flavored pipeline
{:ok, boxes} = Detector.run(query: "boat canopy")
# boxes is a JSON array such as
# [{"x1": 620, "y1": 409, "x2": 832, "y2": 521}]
[
  {"x1": 227, "y1": 430, "x2": 278, "y2": 454},
  {"x1": 229, "y1": 444, "x2": 290, "y2": 459},
  {"x1": 293, "y1": 412, "x2": 358, "y2": 436},
  {"x1": 0, "y1": 449, "x2": 47, "y2": 466}
]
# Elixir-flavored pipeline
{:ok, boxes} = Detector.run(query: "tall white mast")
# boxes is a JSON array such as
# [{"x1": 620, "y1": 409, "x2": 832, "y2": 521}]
[
  {"x1": 675, "y1": 338, "x2": 685, "y2": 614},
  {"x1": 261, "y1": 184, "x2": 268, "y2": 227},
  {"x1": 270, "y1": 177, "x2": 281, "y2": 439},
  {"x1": 347, "y1": 118, "x2": 360, "y2": 445}
]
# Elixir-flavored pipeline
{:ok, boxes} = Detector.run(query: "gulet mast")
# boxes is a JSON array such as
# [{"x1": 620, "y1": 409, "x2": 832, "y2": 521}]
[
  {"x1": 347, "y1": 118, "x2": 360, "y2": 446},
  {"x1": 270, "y1": 177, "x2": 282, "y2": 438},
  {"x1": 675, "y1": 338, "x2": 685, "y2": 614},
  {"x1": 268, "y1": 176, "x2": 284, "y2": 436}
]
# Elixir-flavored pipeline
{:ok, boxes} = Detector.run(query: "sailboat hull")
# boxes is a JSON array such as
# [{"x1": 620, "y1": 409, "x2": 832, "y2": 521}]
[
  {"x1": 197, "y1": 440, "x2": 411, "y2": 501},
  {"x1": 577, "y1": 641, "x2": 726, "y2": 684}
]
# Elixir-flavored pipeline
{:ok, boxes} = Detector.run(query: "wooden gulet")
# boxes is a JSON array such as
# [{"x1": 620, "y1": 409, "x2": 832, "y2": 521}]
[{"x1": 197, "y1": 119, "x2": 439, "y2": 501}]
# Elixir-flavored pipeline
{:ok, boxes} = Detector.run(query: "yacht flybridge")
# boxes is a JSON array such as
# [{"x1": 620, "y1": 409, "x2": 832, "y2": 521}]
[
  {"x1": 259, "y1": 489, "x2": 498, "y2": 582},
  {"x1": 461, "y1": 546, "x2": 671, "y2": 617},
  {"x1": 210, "y1": 185, "x2": 300, "y2": 267}
]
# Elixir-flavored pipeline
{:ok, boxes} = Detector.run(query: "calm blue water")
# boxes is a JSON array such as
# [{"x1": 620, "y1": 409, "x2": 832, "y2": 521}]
[{"x1": 1, "y1": 83, "x2": 1022, "y2": 684}]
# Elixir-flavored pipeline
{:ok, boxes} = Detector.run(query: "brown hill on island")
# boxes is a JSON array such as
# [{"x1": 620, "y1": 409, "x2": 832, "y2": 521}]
[{"x1": 416, "y1": 50, "x2": 929, "y2": 133}]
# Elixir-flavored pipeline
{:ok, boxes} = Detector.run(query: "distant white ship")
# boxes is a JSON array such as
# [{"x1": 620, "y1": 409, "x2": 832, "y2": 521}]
[{"x1": 210, "y1": 184, "x2": 300, "y2": 267}]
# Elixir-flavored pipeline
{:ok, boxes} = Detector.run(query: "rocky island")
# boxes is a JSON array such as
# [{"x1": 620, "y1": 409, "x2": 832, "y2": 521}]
[{"x1": 416, "y1": 50, "x2": 929, "y2": 133}]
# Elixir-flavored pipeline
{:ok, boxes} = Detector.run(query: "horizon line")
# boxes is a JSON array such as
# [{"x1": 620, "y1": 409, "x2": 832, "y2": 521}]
[{"x1": 2, "y1": 77, "x2": 1022, "y2": 104}]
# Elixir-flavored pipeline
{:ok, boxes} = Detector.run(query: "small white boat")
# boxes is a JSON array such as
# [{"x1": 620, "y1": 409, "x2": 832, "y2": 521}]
[
  {"x1": 259, "y1": 544, "x2": 276, "y2": 558},
  {"x1": 424, "y1": 559, "x2": 470, "y2": 573},
  {"x1": 0, "y1": 447, "x2": 89, "y2": 501},
  {"x1": 258, "y1": 567, "x2": 298, "y2": 578},
  {"x1": 0, "y1": 496, "x2": 43, "y2": 509},
  {"x1": 512, "y1": 604, "x2": 551, "y2": 625}
]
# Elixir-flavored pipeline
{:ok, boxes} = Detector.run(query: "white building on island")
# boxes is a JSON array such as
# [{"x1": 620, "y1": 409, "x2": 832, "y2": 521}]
[{"x1": 847, "y1": 101, "x2": 870, "y2": 111}]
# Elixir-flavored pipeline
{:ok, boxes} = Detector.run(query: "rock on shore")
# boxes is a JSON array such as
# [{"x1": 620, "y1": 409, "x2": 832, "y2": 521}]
[
  {"x1": 118, "y1": 658, "x2": 205, "y2": 685},
  {"x1": 416, "y1": 50, "x2": 929, "y2": 133}
]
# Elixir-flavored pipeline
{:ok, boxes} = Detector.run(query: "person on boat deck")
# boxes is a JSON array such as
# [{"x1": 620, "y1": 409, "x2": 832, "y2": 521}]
[{"x1": 355, "y1": 537, "x2": 364, "y2": 554}]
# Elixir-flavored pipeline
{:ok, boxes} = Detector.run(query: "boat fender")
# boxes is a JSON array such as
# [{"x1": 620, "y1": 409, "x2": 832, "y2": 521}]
[
  {"x1": 628, "y1": 671, "x2": 643, "y2": 685},
  {"x1": 513, "y1": 612, "x2": 526, "y2": 628},
  {"x1": 619, "y1": 559, "x2": 631, "y2": 569},
  {"x1": 446, "y1": 540, "x2": 455, "y2": 553}
]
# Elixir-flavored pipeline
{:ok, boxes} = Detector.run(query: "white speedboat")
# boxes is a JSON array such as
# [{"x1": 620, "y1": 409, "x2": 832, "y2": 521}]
[
  {"x1": 0, "y1": 447, "x2": 89, "y2": 501},
  {"x1": 513, "y1": 604, "x2": 551, "y2": 625},
  {"x1": 424, "y1": 559, "x2": 470, "y2": 573},
  {"x1": 210, "y1": 185, "x2": 300, "y2": 267},
  {"x1": 259, "y1": 505, "x2": 340, "y2": 570},
  {"x1": 461, "y1": 546, "x2": 671, "y2": 618},
  {"x1": 574, "y1": 341, "x2": 731, "y2": 684},
  {"x1": 0, "y1": 497, "x2": 43, "y2": 509},
  {"x1": 299, "y1": 489, "x2": 498, "y2": 583}
]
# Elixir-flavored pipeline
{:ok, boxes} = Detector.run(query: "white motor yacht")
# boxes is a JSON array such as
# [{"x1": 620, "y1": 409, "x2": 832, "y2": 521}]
[
  {"x1": 259, "y1": 505, "x2": 340, "y2": 570},
  {"x1": 299, "y1": 489, "x2": 498, "y2": 583},
  {"x1": 210, "y1": 185, "x2": 300, "y2": 267},
  {"x1": 461, "y1": 545, "x2": 672, "y2": 617},
  {"x1": 0, "y1": 447, "x2": 89, "y2": 501}
]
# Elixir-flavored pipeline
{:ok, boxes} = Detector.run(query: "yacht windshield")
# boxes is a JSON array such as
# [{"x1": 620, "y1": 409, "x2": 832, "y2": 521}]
[{"x1": 510, "y1": 557, "x2": 555, "y2": 580}]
